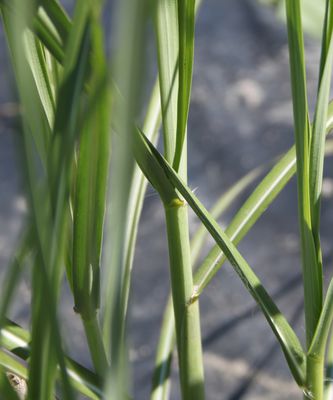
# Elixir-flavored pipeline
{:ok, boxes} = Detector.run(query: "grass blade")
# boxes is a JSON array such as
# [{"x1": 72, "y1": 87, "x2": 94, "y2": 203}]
[
  {"x1": 286, "y1": 0, "x2": 323, "y2": 347},
  {"x1": 137, "y1": 128, "x2": 307, "y2": 386},
  {"x1": 154, "y1": 0, "x2": 178, "y2": 163},
  {"x1": 0, "y1": 319, "x2": 102, "y2": 399},
  {"x1": 173, "y1": 0, "x2": 195, "y2": 171},
  {"x1": 191, "y1": 165, "x2": 265, "y2": 266},
  {"x1": 309, "y1": 13, "x2": 333, "y2": 249},
  {"x1": 71, "y1": 3, "x2": 109, "y2": 377}
]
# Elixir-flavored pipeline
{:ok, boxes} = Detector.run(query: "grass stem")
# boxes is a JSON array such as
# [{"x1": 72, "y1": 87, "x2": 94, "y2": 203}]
[{"x1": 164, "y1": 200, "x2": 205, "y2": 399}]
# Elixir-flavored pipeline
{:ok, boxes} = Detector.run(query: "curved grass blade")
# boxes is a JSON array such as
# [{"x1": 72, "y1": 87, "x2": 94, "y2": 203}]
[
  {"x1": 23, "y1": 30, "x2": 56, "y2": 129},
  {"x1": 191, "y1": 165, "x2": 265, "y2": 266},
  {"x1": 137, "y1": 129, "x2": 307, "y2": 387},
  {"x1": 0, "y1": 319, "x2": 102, "y2": 399},
  {"x1": 309, "y1": 278, "x2": 333, "y2": 357}
]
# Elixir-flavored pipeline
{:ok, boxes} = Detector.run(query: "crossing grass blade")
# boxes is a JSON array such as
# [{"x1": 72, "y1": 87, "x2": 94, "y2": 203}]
[
  {"x1": 309, "y1": 278, "x2": 333, "y2": 357},
  {"x1": 191, "y1": 165, "x2": 265, "y2": 266},
  {"x1": 136, "y1": 128, "x2": 308, "y2": 387},
  {"x1": 23, "y1": 30, "x2": 56, "y2": 129},
  {"x1": 0, "y1": 319, "x2": 102, "y2": 399},
  {"x1": 151, "y1": 136, "x2": 333, "y2": 398}
]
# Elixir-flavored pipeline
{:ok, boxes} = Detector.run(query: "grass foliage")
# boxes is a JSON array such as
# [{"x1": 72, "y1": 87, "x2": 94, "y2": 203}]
[{"x1": 0, "y1": 0, "x2": 333, "y2": 399}]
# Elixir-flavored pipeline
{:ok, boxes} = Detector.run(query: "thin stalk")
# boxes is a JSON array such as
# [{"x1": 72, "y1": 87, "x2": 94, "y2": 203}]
[
  {"x1": 305, "y1": 354, "x2": 324, "y2": 400},
  {"x1": 82, "y1": 317, "x2": 108, "y2": 379},
  {"x1": 164, "y1": 201, "x2": 205, "y2": 399},
  {"x1": 286, "y1": 0, "x2": 322, "y2": 350}
]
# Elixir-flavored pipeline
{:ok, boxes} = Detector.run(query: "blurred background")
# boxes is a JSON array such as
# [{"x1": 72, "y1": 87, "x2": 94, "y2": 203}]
[{"x1": 1, "y1": 0, "x2": 332, "y2": 399}]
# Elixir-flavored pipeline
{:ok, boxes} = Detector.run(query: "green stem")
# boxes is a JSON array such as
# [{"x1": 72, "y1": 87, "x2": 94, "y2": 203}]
[
  {"x1": 305, "y1": 354, "x2": 324, "y2": 400},
  {"x1": 164, "y1": 200, "x2": 205, "y2": 399},
  {"x1": 82, "y1": 315, "x2": 108, "y2": 379}
]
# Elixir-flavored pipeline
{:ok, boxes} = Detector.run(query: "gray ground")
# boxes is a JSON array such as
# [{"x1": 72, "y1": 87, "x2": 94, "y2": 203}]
[{"x1": 1, "y1": 0, "x2": 333, "y2": 399}]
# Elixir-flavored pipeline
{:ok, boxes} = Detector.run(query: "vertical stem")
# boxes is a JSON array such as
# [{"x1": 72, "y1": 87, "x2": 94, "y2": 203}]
[
  {"x1": 305, "y1": 354, "x2": 324, "y2": 400},
  {"x1": 164, "y1": 199, "x2": 205, "y2": 399},
  {"x1": 82, "y1": 315, "x2": 108, "y2": 379}
]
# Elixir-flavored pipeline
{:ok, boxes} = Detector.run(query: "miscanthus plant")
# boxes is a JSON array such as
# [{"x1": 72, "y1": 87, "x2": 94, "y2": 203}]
[{"x1": 1, "y1": 0, "x2": 333, "y2": 399}]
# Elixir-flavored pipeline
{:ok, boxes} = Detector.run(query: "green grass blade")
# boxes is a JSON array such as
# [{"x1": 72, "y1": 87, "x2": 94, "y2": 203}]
[
  {"x1": 318, "y1": 0, "x2": 333, "y2": 82},
  {"x1": 173, "y1": 0, "x2": 195, "y2": 171},
  {"x1": 41, "y1": 0, "x2": 71, "y2": 43},
  {"x1": 309, "y1": 279, "x2": 333, "y2": 357},
  {"x1": 1, "y1": 4, "x2": 75, "y2": 398},
  {"x1": 137, "y1": 129, "x2": 307, "y2": 387},
  {"x1": 71, "y1": 7, "x2": 109, "y2": 377},
  {"x1": 150, "y1": 104, "x2": 333, "y2": 397},
  {"x1": 0, "y1": 319, "x2": 102, "y2": 399},
  {"x1": 286, "y1": 0, "x2": 322, "y2": 347},
  {"x1": 309, "y1": 22, "x2": 333, "y2": 235},
  {"x1": 23, "y1": 30, "x2": 56, "y2": 129},
  {"x1": 72, "y1": 16, "x2": 110, "y2": 378},
  {"x1": 191, "y1": 165, "x2": 265, "y2": 266},
  {"x1": 154, "y1": 0, "x2": 179, "y2": 163}
]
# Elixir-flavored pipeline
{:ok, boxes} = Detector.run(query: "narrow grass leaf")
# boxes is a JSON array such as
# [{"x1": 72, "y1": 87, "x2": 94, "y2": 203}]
[
  {"x1": 138, "y1": 129, "x2": 307, "y2": 386},
  {"x1": 23, "y1": 30, "x2": 56, "y2": 129},
  {"x1": 309, "y1": 278, "x2": 333, "y2": 356},
  {"x1": 191, "y1": 165, "x2": 265, "y2": 266},
  {"x1": 286, "y1": 0, "x2": 322, "y2": 346},
  {"x1": 0, "y1": 319, "x2": 102, "y2": 399},
  {"x1": 154, "y1": 0, "x2": 179, "y2": 162},
  {"x1": 309, "y1": 17, "x2": 333, "y2": 236},
  {"x1": 150, "y1": 104, "x2": 333, "y2": 397},
  {"x1": 318, "y1": 0, "x2": 333, "y2": 82},
  {"x1": 173, "y1": 0, "x2": 195, "y2": 171}
]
